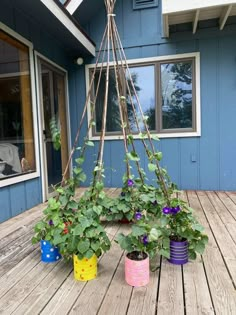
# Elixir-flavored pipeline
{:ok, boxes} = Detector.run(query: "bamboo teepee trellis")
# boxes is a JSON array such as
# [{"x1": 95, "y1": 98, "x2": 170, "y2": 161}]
[{"x1": 61, "y1": 0, "x2": 171, "y2": 205}]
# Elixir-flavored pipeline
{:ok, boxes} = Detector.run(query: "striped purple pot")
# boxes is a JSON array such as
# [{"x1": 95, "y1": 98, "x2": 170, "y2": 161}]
[{"x1": 168, "y1": 239, "x2": 188, "y2": 265}]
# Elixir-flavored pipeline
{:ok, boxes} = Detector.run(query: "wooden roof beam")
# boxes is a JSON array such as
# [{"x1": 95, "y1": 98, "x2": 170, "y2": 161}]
[
  {"x1": 193, "y1": 9, "x2": 200, "y2": 34},
  {"x1": 163, "y1": 14, "x2": 169, "y2": 38},
  {"x1": 219, "y1": 4, "x2": 233, "y2": 30}
]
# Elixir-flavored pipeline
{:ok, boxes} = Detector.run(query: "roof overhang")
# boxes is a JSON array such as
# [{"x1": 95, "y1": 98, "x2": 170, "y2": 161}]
[
  {"x1": 40, "y1": 0, "x2": 95, "y2": 55},
  {"x1": 162, "y1": 0, "x2": 236, "y2": 37}
]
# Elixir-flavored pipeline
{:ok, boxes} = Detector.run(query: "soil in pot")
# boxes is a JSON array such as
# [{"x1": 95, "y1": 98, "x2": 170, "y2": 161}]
[{"x1": 118, "y1": 217, "x2": 132, "y2": 224}]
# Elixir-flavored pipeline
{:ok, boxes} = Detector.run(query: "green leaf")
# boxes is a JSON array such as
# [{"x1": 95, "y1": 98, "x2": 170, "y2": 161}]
[
  {"x1": 78, "y1": 173, "x2": 87, "y2": 183},
  {"x1": 159, "y1": 248, "x2": 170, "y2": 258},
  {"x1": 151, "y1": 134, "x2": 159, "y2": 141},
  {"x1": 75, "y1": 157, "x2": 84, "y2": 165},
  {"x1": 95, "y1": 181, "x2": 104, "y2": 191},
  {"x1": 94, "y1": 165, "x2": 102, "y2": 172},
  {"x1": 149, "y1": 228, "x2": 161, "y2": 241},
  {"x1": 92, "y1": 205, "x2": 102, "y2": 216},
  {"x1": 195, "y1": 242, "x2": 206, "y2": 254},
  {"x1": 154, "y1": 152, "x2": 162, "y2": 161},
  {"x1": 77, "y1": 239, "x2": 90, "y2": 254},
  {"x1": 56, "y1": 187, "x2": 64, "y2": 194},
  {"x1": 138, "y1": 132, "x2": 147, "y2": 139},
  {"x1": 84, "y1": 249, "x2": 94, "y2": 259},
  {"x1": 148, "y1": 163, "x2": 157, "y2": 172},
  {"x1": 74, "y1": 225, "x2": 84, "y2": 236},
  {"x1": 189, "y1": 250, "x2": 197, "y2": 260},
  {"x1": 132, "y1": 225, "x2": 146, "y2": 237},
  {"x1": 98, "y1": 191, "x2": 106, "y2": 199},
  {"x1": 73, "y1": 167, "x2": 82, "y2": 175},
  {"x1": 91, "y1": 241, "x2": 100, "y2": 252},
  {"x1": 80, "y1": 217, "x2": 92, "y2": 230},
  {"x1": 85, "y1": 141, "x2": 94, "y2": 147},
  {"x1": 126, "y1": 152, "x2": 140, "y2": 161},
  {"x1": 193, "y1": 224, "x2": 204, "y2": 232},
  {"x1": 160, "y1": 216, "x2": 168, "y2": 227}
]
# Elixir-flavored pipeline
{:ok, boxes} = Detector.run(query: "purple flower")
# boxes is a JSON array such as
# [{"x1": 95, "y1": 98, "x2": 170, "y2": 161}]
[
  {"x1": 141, "y1": 235, "x2": 149, "y2": 246},
  {"x1": 162, "y1": 207, "x2": 171, "y2": 215},
  {"x1": 127, "y1": 179, "x2": 134, "y2": 187},
  {"x1": 48, "y1": 220, "x2": 54, "y2": 226},
  {"x1": 171, "y1": 206, "x2": 181, "y2": 215},
  {"x1": 135, "y1": 211, "x2": 142, "y2": 220}
]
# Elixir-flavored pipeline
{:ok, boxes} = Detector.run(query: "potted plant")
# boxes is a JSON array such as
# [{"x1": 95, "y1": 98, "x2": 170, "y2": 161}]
[
  {"x1": 54, "y1": 186, "x2": 111, "y2": 281},
  {"x1": 115, "y1": 210, "x2": 160, "y2": 287},
  {"x1": 32, "y1": 156, "x2": 88, "y2": 262},
  {"x1": 32, "y1": 198, "x2": 63, "y2": 263},
  {"x1": 154, "y1": 197, "x2": 208, "y2": 265}
]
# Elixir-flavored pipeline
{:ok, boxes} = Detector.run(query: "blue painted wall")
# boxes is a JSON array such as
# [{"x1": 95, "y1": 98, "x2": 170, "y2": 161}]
[
  {"x1": 0, "y1": 0, "x2": 74, "y2": 222},
  {"x1": 70, "y1": 0, "x2": 236, "y2": 191}
]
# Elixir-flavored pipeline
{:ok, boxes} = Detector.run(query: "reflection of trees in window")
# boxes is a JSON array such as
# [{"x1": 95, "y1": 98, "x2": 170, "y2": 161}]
[
  {"x1": 94, "y1": 70, "x2": 141, "y2": 133},
  {"x1": 95, "y1": 70, "x2": 120, "y2": 132},
  {"x1": 161, "y1": 62, "x2": 193, "y2": 130},
  {"x1": 127, "y1": 66, "x2": 155, "y2": 132}
]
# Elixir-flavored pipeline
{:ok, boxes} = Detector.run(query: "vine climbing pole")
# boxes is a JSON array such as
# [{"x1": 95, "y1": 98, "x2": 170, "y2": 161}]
[{"x1": 61, "y1": 0, "x2": 171, "y2": 205}]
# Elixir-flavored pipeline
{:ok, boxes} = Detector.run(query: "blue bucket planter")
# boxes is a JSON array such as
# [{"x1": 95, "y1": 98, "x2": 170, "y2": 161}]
[
  {"x1": 168, "y1": 239, "x2": 188, "y2": 265},
  {"x1": 40, "y1": 240, "x2": 61, "y2": 263}
]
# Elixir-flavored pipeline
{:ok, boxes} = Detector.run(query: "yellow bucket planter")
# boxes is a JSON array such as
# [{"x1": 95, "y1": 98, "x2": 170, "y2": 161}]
[{"x1": 73, "y1": 254, "x2": 97, "y2": 281}]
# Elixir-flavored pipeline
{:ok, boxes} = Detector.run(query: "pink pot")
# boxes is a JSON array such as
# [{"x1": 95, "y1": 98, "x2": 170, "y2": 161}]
[{"x1": 125, "y1": 252, "x2": 149, "y2": 287}]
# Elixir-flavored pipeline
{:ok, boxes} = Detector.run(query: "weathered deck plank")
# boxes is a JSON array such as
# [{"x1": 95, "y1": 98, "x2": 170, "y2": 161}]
[
  {"x1": 0, "y1": 189, "x2": 236, "y2": 315},
  {"x1": 193, "y1": 191, "x2": 236, "y2": 314},
  {"x1": 157, "y1": 259, "x2": 184, "y2": 315}
]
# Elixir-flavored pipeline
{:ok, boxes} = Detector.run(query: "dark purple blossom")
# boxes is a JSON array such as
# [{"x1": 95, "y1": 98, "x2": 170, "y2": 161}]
[
  {"x1": 127, "y1": 179, "x2": 134, "y2": 187},
  {"x1": 171, "y1": 206, "x2": 181, "y2": 215},
  {"x1": 141, "y1": 235, "x2": 149, "y2": 246},
  {"x1": 162, "y1": 207, "x2": 171, "y2": 215},
  {"x1": 48, "y1": 220, "x2": 54, "y2": 226},
  {"x1": 135, "y1": 211, "x2": 142, "y2": 220}
]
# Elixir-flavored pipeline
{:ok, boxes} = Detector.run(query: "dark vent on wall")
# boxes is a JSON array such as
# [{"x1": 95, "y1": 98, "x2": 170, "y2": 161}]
[{"x1": 133, "y1": 0, "x2": 158, "y2": 10}]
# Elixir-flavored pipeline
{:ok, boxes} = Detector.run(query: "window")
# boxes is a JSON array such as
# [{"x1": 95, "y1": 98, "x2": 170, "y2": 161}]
[
  {"x1": 88, "y1": 53, "x2": 200, "y2": 139},
  {"x1": 0, "y1": 30, "x2": 37, "y2": 182}
]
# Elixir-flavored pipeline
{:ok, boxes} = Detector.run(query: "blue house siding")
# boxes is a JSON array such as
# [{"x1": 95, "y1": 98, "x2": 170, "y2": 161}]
[
  {"x1": 0, "y1": 1, "x2": 74, "y2": 222},
  {"x1": 72, "y1": 0, "x2": 236, "y2": 191}
]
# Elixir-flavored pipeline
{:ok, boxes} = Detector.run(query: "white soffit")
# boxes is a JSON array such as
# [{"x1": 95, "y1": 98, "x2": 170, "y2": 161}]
[
  {"x1": 40, "y1": 0, "x2": 95, "y2": 56},
  {"x1": 162, "y1": 0, "x2": 236, "y2": 37},
  {"x1": 66, "y1": 0, "x2": 84, "y2": 15}
]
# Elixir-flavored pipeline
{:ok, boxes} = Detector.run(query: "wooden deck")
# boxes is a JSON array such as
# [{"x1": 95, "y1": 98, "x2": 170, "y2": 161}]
[{"x1": 0, "y1": 189, "x2": 236, "y2": 314}]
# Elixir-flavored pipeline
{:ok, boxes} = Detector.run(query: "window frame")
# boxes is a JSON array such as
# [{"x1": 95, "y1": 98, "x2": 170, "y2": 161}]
[
  {"x1": 86, "y1": 52, "x2": 201, "y2": 141},
  {"x1": 0, "y1": 22, "x2": 40, "y2": 188}
]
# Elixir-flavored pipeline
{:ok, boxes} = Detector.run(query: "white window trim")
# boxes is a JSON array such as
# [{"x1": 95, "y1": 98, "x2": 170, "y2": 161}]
[
  {"x1": 0, "y1": 23, "x2": 40, "y2": 188},
  {"x1": 34, "y1": 51, "x2": 72, "y2": 202},
  {"x1": 86, "y1": 52, "x2": 201, "y2": 141},
  {"x1": 66, "y1": 0, "x2": 84, "y2": 15}
]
